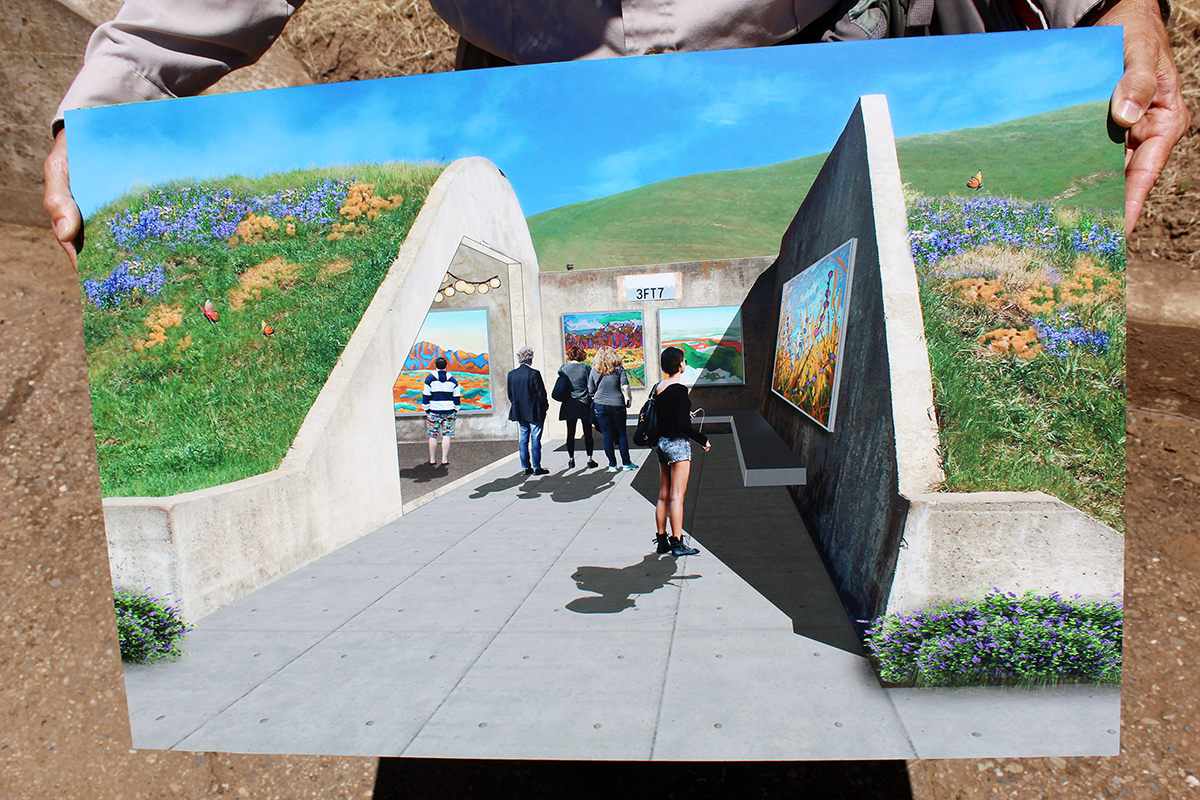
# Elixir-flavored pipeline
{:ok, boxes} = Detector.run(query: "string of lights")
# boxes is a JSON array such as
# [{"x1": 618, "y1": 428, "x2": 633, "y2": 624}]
[{"x1": 433, "y1": 271, "x2": 502, "y2": 303}]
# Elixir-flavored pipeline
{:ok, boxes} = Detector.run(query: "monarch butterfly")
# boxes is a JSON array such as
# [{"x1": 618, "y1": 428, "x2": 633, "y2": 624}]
[
  {"x1": 200, "y1": 299, "x2": 219, "y2": 323},
  {"x1": 260, "y1": 320, "x2": 275, "y2": 337},
  {"x1": 967, "y1": 171, "x2": 983, "y2": 190}
]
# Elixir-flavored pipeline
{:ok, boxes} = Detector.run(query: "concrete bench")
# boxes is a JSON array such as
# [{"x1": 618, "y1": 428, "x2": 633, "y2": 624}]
[{"x1": 700, "y1": 410, "x2": 807, "y2": 487}]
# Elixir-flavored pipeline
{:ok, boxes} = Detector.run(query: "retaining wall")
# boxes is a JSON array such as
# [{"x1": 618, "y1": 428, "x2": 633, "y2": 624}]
[
  {"x1": 753, "y1": 95, "x2": 1122, "y2": 621},
  {"x1": 103, "y1": 157, "x2": 543, "y2": 620}
]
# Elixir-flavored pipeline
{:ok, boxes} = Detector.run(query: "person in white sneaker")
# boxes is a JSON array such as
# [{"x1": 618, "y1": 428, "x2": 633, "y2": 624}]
[{"x1": 587, "y1": 346, "x2": 636, "y2": 473}]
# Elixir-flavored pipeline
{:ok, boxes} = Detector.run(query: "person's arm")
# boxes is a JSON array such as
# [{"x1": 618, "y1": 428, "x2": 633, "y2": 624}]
[
  {"x1": 1087, "y1": 0, "x2": 1191, "y2": 235},
  {"x1": 422, "y1": 374, "x2": 432, "y2": 412},
  {"x1": 452, "y1": 376, "x2": 461, "y2": 410},
  {"x1": 672, "y1": 386, "x2": 709, "y2": 448},
  {"x1": 587, "y1": 369, "x2": 599, "y2": 399},
  {"x1": 619, "y1": 366, "x2": 632, "y2": 408},
  {"x1": 534, "y1": 371, "x2": 548, "y2": 419},
  {"x1": 45, "y1": 0, "x2": 301, "y2": 269}
]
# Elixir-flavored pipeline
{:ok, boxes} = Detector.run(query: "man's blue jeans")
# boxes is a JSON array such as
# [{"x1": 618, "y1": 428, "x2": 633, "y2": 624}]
[{"x1": 518, "y1": 421, "x2": 543, "y2": 470}]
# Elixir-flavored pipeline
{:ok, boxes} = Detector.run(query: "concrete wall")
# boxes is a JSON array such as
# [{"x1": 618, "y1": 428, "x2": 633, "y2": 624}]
[
  {"x1": 752, "y1": 95, "x2": 1122, "y2": 621},
  {"x1": 537, "y1": 257, "x2": 775, "y2": 439},
  {"x1": 754, "y1": 95, "x2": 943, "y2": 622},
  {"x1": 887, "y1": 492, "x2": 1124, "y2": 613},
  {"x1": 102, "y1": 157, "x2": 544, "y2": 620}
]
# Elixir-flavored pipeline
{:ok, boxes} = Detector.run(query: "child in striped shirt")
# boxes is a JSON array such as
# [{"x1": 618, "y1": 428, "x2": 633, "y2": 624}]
[{"x1": 423, "y1": 356, "x2": 461, "y2": 467}]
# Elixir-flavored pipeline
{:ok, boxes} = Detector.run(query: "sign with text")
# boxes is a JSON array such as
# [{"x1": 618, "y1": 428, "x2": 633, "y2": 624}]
[{"x1": 621, "y1": 272, "x2": 679, "y2": 302}]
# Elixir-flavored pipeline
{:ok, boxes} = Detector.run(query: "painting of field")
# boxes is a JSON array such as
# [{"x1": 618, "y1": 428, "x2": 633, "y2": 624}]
[
  {"x1": 562, "y1": 311, "x2": 646, "y2": 386},
  {"x1": 394, "y1": 308, "x2": 492, "y2": 415},
  {"x1": 772, "y1": 239, "x2": 857, "y2": 431},
  {"x1": 659, "y1": 306, "x2": 745, "y2": 386}
]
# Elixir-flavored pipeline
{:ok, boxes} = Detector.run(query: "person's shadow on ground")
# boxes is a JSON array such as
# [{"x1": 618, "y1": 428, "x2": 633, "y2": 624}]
[
  {"x1": 401, "y1": 462, "x2": 448, "y2": 484},
  {"x1": 566, "y1": 554, "x2": 701, "y2": 613},
  {"x1": 517, "y1": 468, "x2": 617, "y2": 502},
  {"x1": 468, "y1": 470, "x2": 531, "y2": 498}
]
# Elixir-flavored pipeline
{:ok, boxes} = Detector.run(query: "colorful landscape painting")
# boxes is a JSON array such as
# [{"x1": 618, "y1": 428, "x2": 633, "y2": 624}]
[
  {"x1": 562, "y1": 311, "x2": 646, "y2": 386},
  {"x1": 394, "y1": 308, "x2": 492, "y2": 415},
  {"x1": 772, "y1": 239, "x2": 857, "y2": 431},
  {"x1": 658, "y1": 306, "x2": 745, "y2": 386}
]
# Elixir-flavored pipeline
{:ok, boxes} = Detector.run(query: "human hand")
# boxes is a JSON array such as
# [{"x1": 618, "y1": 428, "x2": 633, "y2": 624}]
[
  {"x1": 1095, "y1": 0, "x2": 1192, "y2": 236},
  {"x1": 702, "y1": 442, "x2": 711, "y2": 452},
  {"x1": 43, "y1": 129, "x2": 83, "y2": 271}
]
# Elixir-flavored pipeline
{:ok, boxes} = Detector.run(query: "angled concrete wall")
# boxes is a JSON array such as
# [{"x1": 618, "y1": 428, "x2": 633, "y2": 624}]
[
  {"x1": 103, "y1": 157, "x2": 543, "y2": 620},
  {"x1": 756, "y1": 95, "x2": 1121, "y2": 621},
  {"x1": 756, "y1": 95, "x2": 943, "y2": 622}
]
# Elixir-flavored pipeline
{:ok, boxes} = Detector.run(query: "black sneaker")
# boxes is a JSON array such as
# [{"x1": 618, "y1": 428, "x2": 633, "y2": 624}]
[
  {"x1": 568, "y1": 458, "x2": 576, "y2": 469},
  {"x1": 533, "y1": 468, "x2": 550, "y2": 475},
  {"x1": 655, "y1": 534, "x2": 672, "y2": 554},
  {"x1": 523, "y1": 468, "x2": 534, "y2": 476},
  {"x1": 670, "y1": 538, "x2": 699, "y2": 556},
  {"x1": 586, "y1": 459, "x2": 598, "y2": 469}
]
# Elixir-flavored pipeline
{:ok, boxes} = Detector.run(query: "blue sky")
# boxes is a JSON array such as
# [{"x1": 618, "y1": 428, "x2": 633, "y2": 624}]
[
  {"x1": 67, "y1": 27, "x2": 1121, "y2": 218},
  {"x1": 419, "y1": 309, "x2": 489, "y2": 353}
]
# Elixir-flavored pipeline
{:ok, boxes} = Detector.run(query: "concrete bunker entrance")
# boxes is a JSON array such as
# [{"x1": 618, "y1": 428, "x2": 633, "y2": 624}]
[{"x1": 393, "y1": 237, "x2": 526, "y2": 504}]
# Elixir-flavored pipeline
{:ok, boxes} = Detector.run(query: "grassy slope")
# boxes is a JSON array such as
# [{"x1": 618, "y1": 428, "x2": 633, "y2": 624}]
[
  {"x1": 528, "y1": 101, "x2": 1119, "y2": 271},
  {"x1": 81, "y1": 163, "x2": 444, "y2": 497}
]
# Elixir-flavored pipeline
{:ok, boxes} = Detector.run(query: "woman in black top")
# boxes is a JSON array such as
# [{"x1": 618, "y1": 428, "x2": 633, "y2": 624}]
[
  {"x1": 653, "y1": 347, "x2": 710, "y2": 557},
  {"x1": 557, "y1": 345, "x2": 598, "y2": 469}
]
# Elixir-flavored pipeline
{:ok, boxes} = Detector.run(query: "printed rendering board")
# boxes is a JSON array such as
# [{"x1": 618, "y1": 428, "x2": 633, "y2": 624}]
[
  {"x1": 394, "y1": 308, "x2": 492, "y2": 415},
  {"x1": 772, "y1": 239, "x2": 857, "y2": 430},
  {"x1": 62, "y1": 27, "x2": 1127, "y2": 762},
  {"x1": 562, "y1": 311, "x2": 646, "y2": 386},
  {"x1": 658, "y1": 306, "x2": 745, "y2": 386}
]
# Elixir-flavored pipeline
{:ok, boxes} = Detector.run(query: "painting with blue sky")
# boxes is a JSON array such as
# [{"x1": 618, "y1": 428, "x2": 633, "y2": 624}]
[{"x1": 67, "y1": 28, "x2": 1122, "y2": 220}]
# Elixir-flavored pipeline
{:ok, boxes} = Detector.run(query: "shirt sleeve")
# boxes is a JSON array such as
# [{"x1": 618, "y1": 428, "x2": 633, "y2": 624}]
[
  {"x1": 453, "y1": 377, "x2": 462, "y2": 408},
  {"x1": 422, "y1": 374, "x2": 432, "y2": 410},
  {"x1": 55, "y1": 0, "x2": 300, "y2": 128}
]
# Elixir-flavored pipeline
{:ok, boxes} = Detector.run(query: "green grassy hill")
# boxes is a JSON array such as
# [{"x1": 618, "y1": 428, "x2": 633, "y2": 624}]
[
  {"x1": 79, "y1": 162, "x2": 444, "y2": 497},
  {"x1": 529, "y1": 101, "x2": 1120, "y2": 271}
]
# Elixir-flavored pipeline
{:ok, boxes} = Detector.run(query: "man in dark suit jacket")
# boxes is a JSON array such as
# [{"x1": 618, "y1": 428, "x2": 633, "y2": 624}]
[{"x1": 507, "y1": 346, "x2": 550, "y2": 476}]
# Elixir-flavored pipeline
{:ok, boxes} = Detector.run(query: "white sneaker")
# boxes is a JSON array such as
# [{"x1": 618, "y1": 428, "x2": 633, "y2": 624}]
[{"x1": 606, "y1": 465, "x2": 620, "y2": 473}]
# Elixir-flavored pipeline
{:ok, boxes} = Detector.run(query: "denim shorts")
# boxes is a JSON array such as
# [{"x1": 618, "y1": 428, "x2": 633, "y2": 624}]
[{"x1": 656, "y1": 436, "x2": 691, "y2": 465}]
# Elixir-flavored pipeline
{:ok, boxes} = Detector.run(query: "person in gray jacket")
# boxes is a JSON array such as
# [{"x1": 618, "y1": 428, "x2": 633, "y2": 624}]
[
  {"x1": 43, "y1": 0, "x2": 1188, "y2": 269},
  {"x1": 587, "y1": 346, "x2": 636, "y2": 473},
  {"x1": 557, "y1": 345, "x2": 598, "y2": 470}
]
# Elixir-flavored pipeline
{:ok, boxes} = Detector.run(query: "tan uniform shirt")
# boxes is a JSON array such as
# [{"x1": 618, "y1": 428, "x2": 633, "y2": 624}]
[{"x1": 54, "y1": 0, "x2": 1099, "y2": 126}]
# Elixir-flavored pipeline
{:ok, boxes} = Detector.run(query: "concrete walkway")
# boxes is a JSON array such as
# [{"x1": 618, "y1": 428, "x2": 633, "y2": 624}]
[{"x1": 123, "y1": 436, "x2": 1118, "y2": 759}]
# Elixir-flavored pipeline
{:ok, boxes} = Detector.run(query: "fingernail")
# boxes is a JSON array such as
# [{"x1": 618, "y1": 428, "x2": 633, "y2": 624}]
[
  {"x1": 54, "y1": 218, "x2": 71, "y2": 238},
  {"x1": 1116, "y1": 100, "x2": 1143, "y2": 125}
]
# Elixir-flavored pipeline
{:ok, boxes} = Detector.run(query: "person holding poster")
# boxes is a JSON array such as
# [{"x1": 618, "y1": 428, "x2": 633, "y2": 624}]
[{"x1": 41, "y1": 0, "x2": 1191, "y2": 270}]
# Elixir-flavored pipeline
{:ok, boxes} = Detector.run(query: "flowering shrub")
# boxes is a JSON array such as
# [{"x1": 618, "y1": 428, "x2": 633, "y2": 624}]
[
  {"x1": 83, "y1": 259, "x2": 166, "y2": 309},
  {"x1": 113, "y1": 587, "x2": 192, "y2": 664},
  {"x1": 107, "y1": 178, "x2": 352, "y2": 250},
  {"x1": 908, "y1": 197, "x2": 1059, "y2": 269},
  {"x1": 1031, "y1": 309, "x2": 1111, "y2": 358},
  {"x1": 1072, "y1": 221, "x2": 1123, "y2": 258},
  {"x1": 864, "y1": 589, "x2": 1122, "y2": 687}
]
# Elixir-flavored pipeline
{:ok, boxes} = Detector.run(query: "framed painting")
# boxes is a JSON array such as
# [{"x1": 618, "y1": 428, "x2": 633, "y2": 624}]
[
  {"x1": 771, "y1": 239, "x2": 857, "y2": 431},
  {"x1": 562, "y1": 311, "x2": 646, "y2": 386},
  {"x1": 394, "y1": 308, "x2": 492, "y2": 415},
  {"x1": 658, "y1": 306, "x2": 745, "y2": 386}
]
